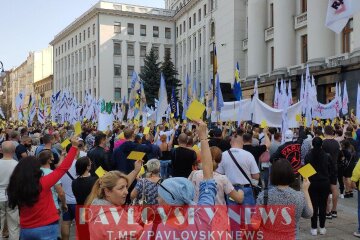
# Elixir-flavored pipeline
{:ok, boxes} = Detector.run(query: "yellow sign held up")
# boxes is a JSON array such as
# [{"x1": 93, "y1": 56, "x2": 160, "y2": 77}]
[
  {"x1": 61, "y1": 139, "x2": 71, "y2": 149},
  {"x1": 298, "y1": 163, "x2": 317, "y2": 179},
  {"x1": 127, "y1": 151, "x2": 146, "y2": 161},
  {"x1": 143, "y1": 127, "x2": 150, "y2": 135},
  {"x1": 186, "y1": 100, "x2": 206, "y2": 121},
  {"x1": 74, "y1": 121, "x2": 82, "y2": 135},
  {"x1": 260, "y1": 120, "x2": 268, "y2": 129},
  {"x1": 95, "y1": 166, "x2": 107, "y2": 178},
  {"x1": 295, "y1": 114, "x2": 302, "y2": 122}
]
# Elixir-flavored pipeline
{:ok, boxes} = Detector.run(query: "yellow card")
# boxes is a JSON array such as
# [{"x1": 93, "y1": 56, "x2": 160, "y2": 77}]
[
  {"x1": 52, "y1": 121, "x2": 57, "y2": 127},
  {"x1": 127, "y1": 151, "x2": 146, "y2": 161},
  {"x1": 61, "y1": 139, "x2": 71, "y2": 149},
  {"x1": 143, "y1": 127, "x2": 150, "y2": 135},
  {"x1": 74, "y1": 121, "x2": 82, "y2": 135},
  {"x1": 298, "y1": 163, "x2": 317, "y2": 179},
  {"x1": 192, "y1": 145, "x2": 200, "y2": 151},
  {"x1": 186, "y1": 100, "x2": 206, "y2": 121},
  {"x1": 295, "y1": 114, "x2": 302, "y2": 122},
  {"x1": 170, "y1": 113, "x2": 174, "y2": 118},
  {"x1": 95, "y1": 166, "x2": 107, "y2": 178},
  {"x1": 138, "y1": 166, "x2": 145, "y2": 177},
  {"x1": 260, "y1": 120, "x2": 268, "y2": 128}
]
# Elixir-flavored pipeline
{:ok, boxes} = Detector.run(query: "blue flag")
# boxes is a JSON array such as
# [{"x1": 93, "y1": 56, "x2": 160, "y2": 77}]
[{"x1": 215, "y1": 73, "x2": 224, "y2": 113}]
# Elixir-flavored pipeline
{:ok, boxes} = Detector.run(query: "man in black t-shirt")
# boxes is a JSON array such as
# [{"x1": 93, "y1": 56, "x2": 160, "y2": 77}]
[
  {"x1": 15, "y1": 136, "x2": 32, "y2": 161},
  {"x1": 322, "y1": 125, "x2": 340, "y2": 219},
  {"x1": 171, "y1": 133, "x2": 197, "y2": 178}
]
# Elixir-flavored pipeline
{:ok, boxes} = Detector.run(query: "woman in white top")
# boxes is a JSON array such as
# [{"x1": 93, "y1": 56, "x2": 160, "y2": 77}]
[{"x1": 189, "y1": 146, "x2": 243, "y2": 204}]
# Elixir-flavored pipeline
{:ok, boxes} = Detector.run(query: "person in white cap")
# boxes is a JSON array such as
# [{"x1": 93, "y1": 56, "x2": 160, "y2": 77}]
[{"x1": 270, "y1": 129, "x2": 303, "y2": 191}]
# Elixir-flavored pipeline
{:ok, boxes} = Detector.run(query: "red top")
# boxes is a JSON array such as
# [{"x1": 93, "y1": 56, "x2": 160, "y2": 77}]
[{"x1": 20, "y1": 147, "x2": 77, "y2": 228}]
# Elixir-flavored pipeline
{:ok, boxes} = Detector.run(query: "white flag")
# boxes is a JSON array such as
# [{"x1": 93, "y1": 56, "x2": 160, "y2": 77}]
[
  {"x1": 156, "y1": 73, "x2": 168, "y2": 125},
  {"x1": 342, "y1": 80, "x2": 349, "y2": 115},
  {"x1": 253, "y1": 79, "x2": 259, "y2": 99},
  {"x1": 274, "y1": 79, "x2": 279, "y2": 109},
  {"x1": 288, "y1": 80, "x2": 293, "y2": 106},
  {"x1": 356, "y1": 84, "x2": 360, "y2": 122},
  {"x1": 326, "y1": 0, "x2": 360, "y2": 33}
]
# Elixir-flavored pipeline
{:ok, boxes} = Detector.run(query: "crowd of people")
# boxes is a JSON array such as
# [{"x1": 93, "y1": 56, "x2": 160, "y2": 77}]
[{"x1": 0, "y1": 117, "x2": 359, "y2": 239}]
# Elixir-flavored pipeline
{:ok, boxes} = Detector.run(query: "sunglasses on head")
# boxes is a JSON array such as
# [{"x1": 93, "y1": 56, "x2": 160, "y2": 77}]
[{"x1": 156, "y1": 179, "x2": 175, "y2": 200}]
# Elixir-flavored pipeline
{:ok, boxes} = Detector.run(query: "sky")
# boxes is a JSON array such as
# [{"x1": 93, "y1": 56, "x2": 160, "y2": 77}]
[{"x1": 0, "y1": 0, "x2": 165, "y2": 70}]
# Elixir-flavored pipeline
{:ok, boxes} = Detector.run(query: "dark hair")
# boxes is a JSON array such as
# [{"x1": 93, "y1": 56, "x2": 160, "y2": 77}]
[
  {"x1": 94, "y1": 132, "x2": 106, "y2": 146},
  {"x1": 324, "y1": 125, "x2": 334, "y2": 136},
  {"x1": 38, "y1": 150, "x2": 53, "y2": 166},
  {"x1": 42, "y1": 134, "x2": 54, "y2": 144},
  {"x1": 274, "y1": 132, "x2": 282, "y2": 141},
  {"x1": 76, "y1": 156, "x2": 91, "y2": 176},
  {"x1": 242, "y1": 133, "x2": 252, "y2": 143},
  {"x1": 270, "y1": 159, "x2": 295, "y2": 186},
  {"x1": 7, "y1": 156, "x2": 43, "y2": 209},
  {"x1": 312, "y1": 137, "x2": 323, "y2": 149}
]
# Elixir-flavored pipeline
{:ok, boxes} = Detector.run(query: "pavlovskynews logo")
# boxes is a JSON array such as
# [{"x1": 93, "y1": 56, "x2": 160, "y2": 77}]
[{"x1": 75, "y1": 205, "x2": 296, "y2": 240}]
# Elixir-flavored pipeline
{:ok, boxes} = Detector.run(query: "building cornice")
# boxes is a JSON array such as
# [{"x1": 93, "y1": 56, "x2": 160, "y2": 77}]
[
  {"x1": 50, "y1": 8, "x2": 174, "y2": 46},
  {"x1": 173, "y1": 0, "x2": 201, "y2": 20}
]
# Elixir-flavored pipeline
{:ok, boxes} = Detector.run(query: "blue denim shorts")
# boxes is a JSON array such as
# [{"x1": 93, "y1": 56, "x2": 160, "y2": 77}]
[
  {"x1": 21, "y1": 221, "x2": 59, "y2": 240},
  {"x1": 62, "y1": 204, "x2": 76, "y2": 221}
]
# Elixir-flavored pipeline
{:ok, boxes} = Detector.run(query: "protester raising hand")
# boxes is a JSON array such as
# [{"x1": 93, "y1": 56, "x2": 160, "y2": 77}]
[
  {"x1": 70, "y1": 135, "x2": 80, "y2": 148},
  {"x1": 196, "y1": 120, "x2": 213, "y2": 180}
]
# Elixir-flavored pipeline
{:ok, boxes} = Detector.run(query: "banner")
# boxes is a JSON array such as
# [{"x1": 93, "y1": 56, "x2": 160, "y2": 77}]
[
  {"x1": 252, "y1": 98, "x2": 303, "y2": 128},
  {"x1": 211, "y1": 99, "x2": 252, "y2": 122},
  {"x1": 312, "y1": 98, "x2": 341, "y2": 119}
]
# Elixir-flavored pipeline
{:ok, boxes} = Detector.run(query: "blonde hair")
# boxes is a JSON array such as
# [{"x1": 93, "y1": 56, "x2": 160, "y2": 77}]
[{"x1": 85, "y1": 171, "x2": 128, "y2": 205}]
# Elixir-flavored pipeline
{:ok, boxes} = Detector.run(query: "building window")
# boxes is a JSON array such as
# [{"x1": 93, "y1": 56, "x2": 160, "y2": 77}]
[
  {"x1": 199, "y1": 57, "x2": 202, "y2": 70},
  {"x1": 88, "y1": 27, "x2": 90, "y2": 38},
  {"x1": 140, "y1": 25, "x2": 146, "y2": 36},
  {"x1": 194, "y1": 60, "x2": 196, "y2": 72},
  {"x1": 165, "y1": 28, "x2": 171, "y2": 39},
  {"x1": 271, "y1": 47, "x2": 274, "y2": 71},
  {"x1": 79, "y1": 33, "x2": 82, "y2": 43},
  {"x1": 194, "y1": 36, "x2": 196, "y2": 49},
  {"x1": 140, "y1": 45, "x2": 147, "y2": 57},
  {"x1": 193, "y1": 13, "x2": 196, "y2": 26},
  {"x1": 84, "y1": 69, "x2": 86, "y2": 80},
  {"x1": 198, "y1": 9, "x2": 201, "y2": 21},
  {"x1": 189, "y1": 38, "x2": 191, "y2": 52},
  {"x1": 128, "y1": 23, "x2": 134, "y2": 35},
  {"x1": 115, "y1": 88, "x2": 121, "y2": 101},
  {"x1": 93, "y1": 23, "x2": 96, "y2": 35},
  {"x1": 176, "y1": 27, "x2": 179, "y2": 37},
  {"x1": 83, "y1": 30, "x2": 85, "y2": 40},
  {"x1": 342, "y1": 18, "x2": 353, "y2": 53},
  {"x1": 210, "y1": 0, "x2": 215, "y2": 11},
  {"x1": 127, "y1": 65, "x2": 134, "y2": 77},
  {"x1": 301, "y1": 34, "x2": 308, "y2": 63},
  {"x1": 210, "y1": 50, "x2": 214, "y2": 64},
  {"x1": 183, "y1": 20, "x2": 186, "y2": 32},
  {"x1": 88, "y1": 67, "x2": 91, "y2": 79},
  {"x1": 270, "y1": 3, "x2": 274, "y2": 27},
  {"x1": 94, "y1": 66, "x2": 96, "y2": 77},
  {"x1": 114, "y1": 42, "x2": 121, "y2": 55},
  {"x1": 153, "y1": 47, "x2": 159, "y2": 57},
  {"x1": 189, "y1": 17, "x2": 192, "y2": 29},
  {"x1": 127, "y1": 43, "x2": 134, "y2": 56},
  {"x1": 301, "y1": 0, "x2": 307, "y2": 13},
  {"x1": 114, "y1": 64, "x2": 121, "y2": 76},
  {"x1": 199, "y1": 32, "x2": 202, "y2": 46},
  {"x1": 153, "y1": 26, "x2": 159, "y2": 37},
  {"x1": 114, "y1": 22, "x2": 121, "y2": 33},
  {"x1": 88, "y1": 45, "x2": 91, "y2": 59},
  {"x1": 204, "y1": 4, "x2": 207, "y2": 16},
  {"x1": 75, "y1": 36, "x2": 77, "y2": 45},
  {"x1": 83, "y1": 47, "x2": 86, "y2": 59},
  {"x1": 71, "y1": 38, "x2": 73, "y2": 48},
  {"x1": 211, "y1": 22, "x2": 215, "y2": 38}
]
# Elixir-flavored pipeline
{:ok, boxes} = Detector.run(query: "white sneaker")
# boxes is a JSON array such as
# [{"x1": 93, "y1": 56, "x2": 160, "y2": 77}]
[
  {"x1": 340, "y1": 194, "x2": 344, "y2": 199},
  {"x1": 319, "y1": 228, "x2": 326, "y2": 235},
  {"x1": 310, "y1": 229, "x2": 318, "y2": 236}
]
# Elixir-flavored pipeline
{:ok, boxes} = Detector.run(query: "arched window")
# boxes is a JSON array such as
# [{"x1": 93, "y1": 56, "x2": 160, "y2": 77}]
[{"x1": 211, "y1": 21, "x2": 215, "y2": 38}]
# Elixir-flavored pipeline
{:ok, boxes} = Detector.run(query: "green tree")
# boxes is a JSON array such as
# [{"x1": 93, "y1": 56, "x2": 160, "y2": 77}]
[
  {"x1": 139, "y1": 47, "x2": 161, "y2": 106},
  {"x1": 161, "y1": 49, "x2": 181, "y2": 101}
]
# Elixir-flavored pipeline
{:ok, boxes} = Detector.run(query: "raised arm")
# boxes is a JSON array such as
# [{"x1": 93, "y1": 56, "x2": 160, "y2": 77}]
[
  {"x1": 126, "y1": 160, "x2": 143, "y2": 186},
  {"x1": 40, "y1": 136, "x2": 79, "y2": 190},
  {"x1": 197, "y1": 121, "x2": 213, "y2": 180}
]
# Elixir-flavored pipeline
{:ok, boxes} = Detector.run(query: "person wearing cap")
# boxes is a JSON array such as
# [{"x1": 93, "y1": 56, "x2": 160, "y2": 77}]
[
  {"x1": 130, "y1": 159, "x2": 161, "y2": 205},
  {"x1": 270, "y1": 129, "x2": 302, "y2": 191}
]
